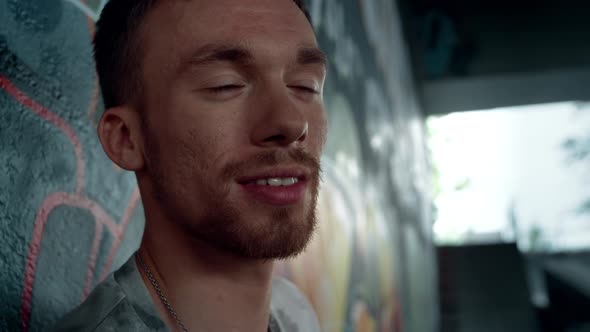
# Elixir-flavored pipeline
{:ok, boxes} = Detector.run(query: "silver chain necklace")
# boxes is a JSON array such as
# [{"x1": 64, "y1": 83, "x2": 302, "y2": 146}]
[
  {"x1": 136, "y1": 253, "x2": 276, "y2": 332},
  {"x1": 136, "y1": 253, "x2": 190, "y2": 332}
]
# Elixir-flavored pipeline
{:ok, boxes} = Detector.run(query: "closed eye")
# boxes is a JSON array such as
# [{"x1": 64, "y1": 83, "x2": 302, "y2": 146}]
[
  {"x1": 289, "y1": 85, "x2": 319, "y2": 94},
  {"x1": 206, "y1": 84, "x2": 245, "y2": 94}
]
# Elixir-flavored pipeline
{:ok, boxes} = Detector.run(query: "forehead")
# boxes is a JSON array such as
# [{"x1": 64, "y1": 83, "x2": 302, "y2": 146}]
[{"x1": 140, "y1": 0, "x2": 317, "y2": 67}]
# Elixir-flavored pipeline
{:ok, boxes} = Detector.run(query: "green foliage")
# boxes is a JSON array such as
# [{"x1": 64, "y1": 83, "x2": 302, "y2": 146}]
[
  {"x1": 562, "y1": 135, "x2": 590, "y2": 215},
  {"x1": 562, "y1": 137, "x2": 590, "y2": 163}
]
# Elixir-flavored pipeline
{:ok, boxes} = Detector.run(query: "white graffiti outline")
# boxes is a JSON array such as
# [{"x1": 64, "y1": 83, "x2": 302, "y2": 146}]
[{"x1": 63, "y1": 0, "x2": 108, "y2": 22}]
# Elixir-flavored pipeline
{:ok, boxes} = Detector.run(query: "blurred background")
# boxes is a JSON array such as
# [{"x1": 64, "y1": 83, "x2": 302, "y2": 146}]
[
  {"x1": 399, "y1": 0, "x2": 590, "y2": 331},
  {"x1": 0, "y1": 0, "x2": 589, "y2": 331}
]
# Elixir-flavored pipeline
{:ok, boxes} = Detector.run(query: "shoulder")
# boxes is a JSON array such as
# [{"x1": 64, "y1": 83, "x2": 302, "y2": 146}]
[
  {"x1": 51, "y1": 275, "x2": 148, "y2": 332},
  {"x1": 271, "y1": 277, "x2": 321, "y2": 332}
]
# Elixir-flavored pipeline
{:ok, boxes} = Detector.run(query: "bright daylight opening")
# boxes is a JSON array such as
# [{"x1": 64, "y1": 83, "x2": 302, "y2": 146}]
[{"x1": 428, "y1": 101, "x2": 590, "y2": 252}]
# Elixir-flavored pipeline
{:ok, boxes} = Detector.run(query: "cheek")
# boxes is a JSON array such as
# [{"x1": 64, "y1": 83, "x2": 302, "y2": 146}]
[
  {"x1": 148, "y1": 120, "x2": 214, "y2": 177},
  {"x1": 144, "y1": 88, "x2": 236, "y2": 184},
  {"x1": 165, "y1": 102, "x2": 239, "y2": 161}
]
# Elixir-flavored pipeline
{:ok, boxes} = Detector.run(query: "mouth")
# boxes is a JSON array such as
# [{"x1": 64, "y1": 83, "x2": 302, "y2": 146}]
[
  {"x1": 236, "y1": 169, "x2": 309, "y2": 206},
  {"x1": 241, "y1": 177, "x2": 302, "y2": 187}
]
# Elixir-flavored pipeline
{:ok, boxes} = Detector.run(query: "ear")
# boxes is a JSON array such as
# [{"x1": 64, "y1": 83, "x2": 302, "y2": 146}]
[{"x1": 97, "y1": 106, "x2": 145, "y2": 171}]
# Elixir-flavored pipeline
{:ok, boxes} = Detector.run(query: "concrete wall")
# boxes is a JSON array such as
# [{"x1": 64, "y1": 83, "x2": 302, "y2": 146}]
[
  {"x1": 422, "y1": 67, "x2": 590, "y2": 114},
  {"x1": 0, "y1": 0, "x2": 436, "y2": 331}
]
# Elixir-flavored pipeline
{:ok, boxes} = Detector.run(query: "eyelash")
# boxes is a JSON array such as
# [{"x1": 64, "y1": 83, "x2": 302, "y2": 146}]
[
  {"x1": 207, "y1": 85, "x2": 244, "y2": 94},
  {"x1": 205, "y1": 85, "x2": 318, "y2": 95},
  {"x1": 290, "y1": 85, "x2": 319, "y2": 94}
]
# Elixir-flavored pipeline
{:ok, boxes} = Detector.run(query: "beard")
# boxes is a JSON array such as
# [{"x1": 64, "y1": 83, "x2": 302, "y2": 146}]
[
  {"x1": 144, "y1": 132, "x2": 322, "y2": 260},
  {"x1": 190, "y1": 185, "x2": 320, "y2": 260}
]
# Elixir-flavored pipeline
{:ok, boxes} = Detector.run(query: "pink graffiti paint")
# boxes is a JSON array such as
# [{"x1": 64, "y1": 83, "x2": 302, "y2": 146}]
[
  {"x1": 0, "y1": 75, "x2": 85, "y2": 194},
  {"x1": 83, "y1": 221, "x2": 104, "y2": 299},
  {"x1": 87, "y1": 77, "x2": 100, "y2": 122},
  {"x1": 99, "y1": 188, "x2": 141, "y2": 282},
  {"x1": 20, "y1": 192, "x2": 118, "y2": 332},
  {"x1": 0, "y1": 76, "x2": 140, "y2": 331}
]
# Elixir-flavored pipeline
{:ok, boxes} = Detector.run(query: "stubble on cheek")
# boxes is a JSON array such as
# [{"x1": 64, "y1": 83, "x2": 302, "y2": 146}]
[
  {"x1": 143, "y1": 121, "x2": 324, "y2": 259},
  {"x1": 143, "y1": 123, "x2": 229, "y2": 222},
  {"x1": 171, "y1": 128, "x2": 234, "y2": 215}
]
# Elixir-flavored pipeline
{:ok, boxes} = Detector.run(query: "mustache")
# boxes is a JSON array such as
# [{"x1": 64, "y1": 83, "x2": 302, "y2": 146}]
[{"x1": 221, "y1": 149, "x2": 322, "y2": 181}]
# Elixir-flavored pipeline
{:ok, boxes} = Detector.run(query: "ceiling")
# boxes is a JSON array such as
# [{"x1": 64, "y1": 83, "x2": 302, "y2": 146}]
[{"x1": 397, "y1": 0, "x2": 590, "y2": 114}]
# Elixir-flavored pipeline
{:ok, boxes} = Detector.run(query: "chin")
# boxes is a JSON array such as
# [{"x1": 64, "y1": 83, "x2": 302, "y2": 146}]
[
  {"x1": 242, "y1": 206, "x2": 317, "y2": 259},
  {"x1": 168, "y1": 185, "x2": 319, "y2": 259},
  {"x1": 187, "y1": 204, "x2": 317, "y2": 260}
]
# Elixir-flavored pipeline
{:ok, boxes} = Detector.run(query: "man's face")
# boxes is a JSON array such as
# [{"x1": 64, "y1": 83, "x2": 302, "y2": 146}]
[{"x1": 137, "y1": 0, "x2": 328, "y2": 259}]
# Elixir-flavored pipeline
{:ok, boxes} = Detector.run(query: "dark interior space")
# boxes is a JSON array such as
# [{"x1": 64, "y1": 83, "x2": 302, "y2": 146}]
[
  {"x1": 438, "y1": 245, "x2": 590, "y2": 331},
  {"x1": 397, "y1": 0, "x2": 590, "y2": 114}
]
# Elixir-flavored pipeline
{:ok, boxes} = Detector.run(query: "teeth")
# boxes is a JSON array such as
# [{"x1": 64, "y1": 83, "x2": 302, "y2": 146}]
[
  {"x1": 281, "y1": 178, "x2": 297, "y2": 186},
  {"x1": 255, "y1": 177, "x2": 299, "y2": 186},
  {"x1": 268, "y1": 178, "x2": 282, "y2": 186}
]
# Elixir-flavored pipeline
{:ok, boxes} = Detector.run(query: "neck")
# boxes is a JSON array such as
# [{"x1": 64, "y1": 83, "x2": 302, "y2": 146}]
[{"x1": 137, "y1": 214, "x2": 275, "y2": 332}]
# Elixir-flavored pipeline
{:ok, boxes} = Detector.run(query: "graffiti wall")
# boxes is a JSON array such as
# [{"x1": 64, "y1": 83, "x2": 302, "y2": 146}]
[
  {"x1": 279, "y1": 1, "x2": 438, "y2": 331},
  {"x1": 0, "y1": 0, "x2": 145, "y2": 331},
  {"x1": 0, "y1": 0, "x2": 437, "y2": 331}
]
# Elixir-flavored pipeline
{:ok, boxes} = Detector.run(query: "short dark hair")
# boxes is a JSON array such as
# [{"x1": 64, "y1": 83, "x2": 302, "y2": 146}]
[{"x1": 94, "y1": 0, "x2": 312, "y2": 110}]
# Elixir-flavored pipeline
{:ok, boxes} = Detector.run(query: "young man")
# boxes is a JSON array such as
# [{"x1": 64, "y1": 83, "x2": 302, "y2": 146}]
[{"x1": 53, "y1": 0, "x2": 328, "y2": 331}]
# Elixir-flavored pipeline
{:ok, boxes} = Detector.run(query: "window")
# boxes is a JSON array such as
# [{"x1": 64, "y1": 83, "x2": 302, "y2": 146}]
[{"x1": 428, "y1": 101, "x2": 590, "y2": 252}]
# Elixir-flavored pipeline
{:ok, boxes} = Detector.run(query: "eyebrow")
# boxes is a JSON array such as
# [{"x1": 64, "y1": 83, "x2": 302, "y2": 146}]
[
  {"x1": 296, "y1": 47, "x2": 329, "y2": 69},
  {"x1": 186, "y1": 44, "x2": 255, "y2": 68},
  {"x1": 182, "y1": 43, "x2": 328, "y2": 70}
]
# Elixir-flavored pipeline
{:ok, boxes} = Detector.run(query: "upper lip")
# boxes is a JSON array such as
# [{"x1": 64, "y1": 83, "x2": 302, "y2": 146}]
[{"x1": 236, "y1": 166, "x2": 309, "y2": 184}]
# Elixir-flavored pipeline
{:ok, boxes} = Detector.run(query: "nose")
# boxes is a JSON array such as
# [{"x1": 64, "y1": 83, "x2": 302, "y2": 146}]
[{"x1": 250, "y1": 87, "x2": 308, "y2": 148}]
